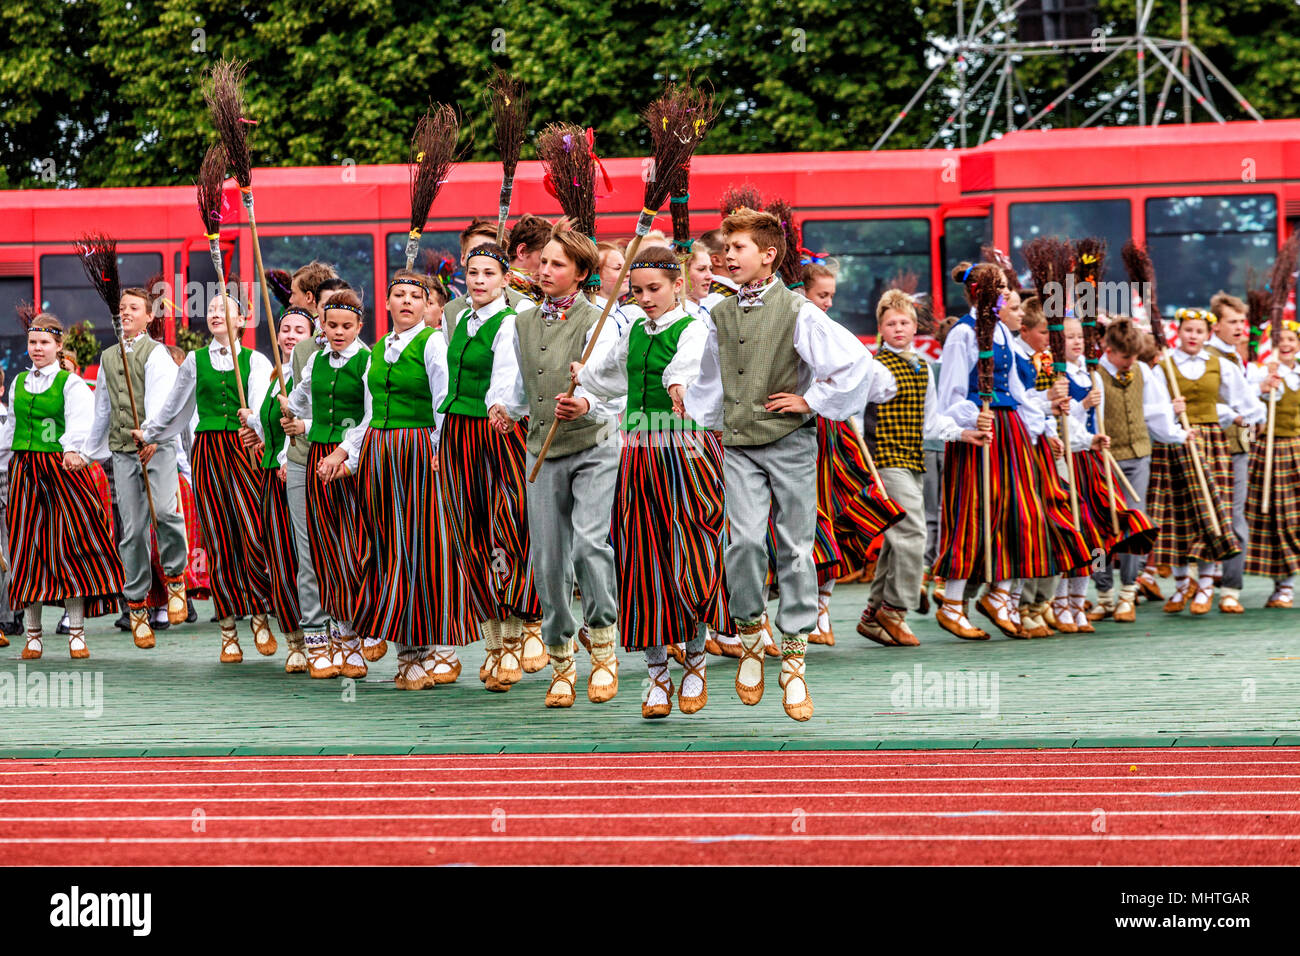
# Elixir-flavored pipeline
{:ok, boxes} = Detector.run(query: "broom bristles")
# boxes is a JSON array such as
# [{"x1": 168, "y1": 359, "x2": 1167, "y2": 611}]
[
  {"x1": 641, "y1": 81, "x2": 717, "y2": 224},
  {"x1": 1073, "y1": 237, "x2": 1107, "y2": 363},
  {"x1": 486, "y1": 70, "x2": 529, "y2": 181},
  {"x1": 72, "y1": 233, "x2": 121, "y2": 320},
  {"x1": 973, "y1": 268, "x2": 1001, "y2": 397},
  {"x1": 410, "y1": 104, "x2": 463, "y2": 237},
  {"x1": 720, "y1": 184, "x2": 764, "y2": 219},
  {"x1": 536, "y1": 122, "x2": 599, "y2": 238},
  {"x1": 1121, "y1": 239, "x2": 1162, "y2": 347},
  {"x1": 203, "y1": 59, "x2": 254, "y2": 189},
  {"x1": 266, "y1": 269, "x2": 293, "y2": 310},
  {"x1": 15, "y1": 300, "x2": 38, "y2": 331},
  {"x1": 196, "y1": 142, "x2": 227, "y2": 237},
  {"x1": 1268, "y1": 234, "x2": 1299, "y2": 350},
  {"x1": 1023, "y1": 235, "x2": 1072, "y2": 366},
  {"x1": 765, "y1": 198, "x2": 803, "y2": 287}
]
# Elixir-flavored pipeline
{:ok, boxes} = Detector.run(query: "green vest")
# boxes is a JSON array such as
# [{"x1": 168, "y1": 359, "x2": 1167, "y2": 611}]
[
  {"x1": 710, "y1": 279, "x2": 810, "y2": 447},
  {"x1": 307, "y1": 347, "x2": 370, "y2": 444},
  {"x1": 195, "y1": 346, "x2": 254, "y2": 433},
  {"x1": 12, "y1": 369, "x2": 69, "y2": 453},
  {"x1": 624, "y1": 315, "x2": 700, "y2": 432},
  {"x1": 440, "y1": 306, "x2": 511, "y2": 418},
  {"x1": 872, "y1": 347, "x2": 927, "y2": 472},
  {"x1": 1100, "y1": 365, "x2": 1151, "y2": 461},
  {"x1": 287, "y1": 334, "x2": 323, "y2": 466},
  {"x1": 368, "y1": 327, "x2": 437, "y2": 429},
  {"x1": 516, "y1": 294, "x2": 607, "y2": 458},
  {"x1": 1206, "y1": 342, "x2": 1249, "y2": 453},
  {"x1": 99, "y1": 336, "x2": 158, "y2": 453},
  {"x1": 258, "y1": 375, "x2": 291, "y2": 470},
  {"x1": 1166, "y1": 353, "x2": 1221, "y2": 426}
]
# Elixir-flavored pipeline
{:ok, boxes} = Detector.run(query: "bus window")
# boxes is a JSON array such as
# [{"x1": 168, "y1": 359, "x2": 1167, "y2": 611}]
[
  {"x1": 0, "y1": 275, "x2": 34, "y2": 380},
  {"x1": 800, "y1": 219, "x2": 930, "y2": 337},
  {"x1": 260, "y1": 234, "x2": 376, "y2": 346},
  {"x1": 1145, "y1": 194, "x2": 1278, "y2": 318},
  {"x1": 1009, "y1": 199, "x2": 1130, "y2": 284},
  {"x1": 943, "y1": 215, "x2": 992, "y2": 316},
  {"x1": 385, "y1": 230, "x2": 465, "y2": 300},
  {"x1": 40, "y1": 251, "x2": 163, "y2": 347}
]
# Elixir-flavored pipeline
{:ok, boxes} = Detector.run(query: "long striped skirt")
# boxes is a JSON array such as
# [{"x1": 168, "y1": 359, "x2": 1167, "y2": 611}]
[
  {"x1": 935, "y1": 408, "x2": 1092, "y2": 581},
  {"x1": 306, "y1": 442, "x2": 368, "y2": 627},
  {"x1": 1148, "y1": 427, "x2": 1239, "y2": 566},
  {"x1": 7, "y1": 451, "x2": 124, "y2": 617},
  {"x1": 613, "y1": 429, "x2": 727, "y2": 650},
  {"x1": 1245, "y1": 434, "x2": 1300, "y2": 577},
  {"x1": 353, "y1": 427, "x2": 477, "y2": 647},
  {"x1": 258, "y1": 466, "x2": 301, "y2": 633},
  {"x1": 438, "y1": 414, "x2": 540, "y2": 622},
  {"x1": 192, "y1": 430, "x2": 273, "y2": 620},
  {"x1": 1072, "y1": 449, "x2": 1158, "y2": 557},
  {"x1": 811, "y1": 417, "x2": 905, "y2": 582},
  {"x1": 145, "y1": 471, "x2": 209, "y2": 606}
]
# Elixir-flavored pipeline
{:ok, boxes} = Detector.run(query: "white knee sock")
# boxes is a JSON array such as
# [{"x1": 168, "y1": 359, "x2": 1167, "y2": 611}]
[
  {"x1": 945, "y1": 578, "x2": 967, "y2": 603},
  {"x1": 24, "y1": 603, "x2": 42, "y2": 632}
]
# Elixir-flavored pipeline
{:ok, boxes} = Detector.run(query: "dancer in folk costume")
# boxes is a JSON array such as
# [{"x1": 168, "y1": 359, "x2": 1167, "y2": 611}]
[
  {"x1": 279, "y1": 291, "x2": 373, "y2": 679},
  {"x1": 1203, "y1": 293, "x2": 1263, "y2": 611},
  {"x1": 1147, "y1": 308, "x2": 1261, "y2": 614},
  {"x1": 486, "y1": 220, "x2": 624, "y2": 708},
  {"x1": 504, "y1": 215, "x2": 550, "y2": 304},
  {"x1": 135, "y1": 288, "x2": 279, "y2": 662},
  {"x1": 932, "y1": 263, "x2": 1092, "y2": 640},
  {"x1": 352, "y1": 269, "x2": 475, "y2": 689},
  {"x1": 442, "y1": 220, "x2": 534, "y2": 336},
  {"x1": 1, "y1": 312, "x2": 125, "y2": 660},
  {"x1": 1053, "y1": 317, "x2": 1157, "y2": 629},
  {"x1": 573, "y1": 246, "x2": 724, "y2": 718},
  {"x1": 1247, "y1": 320, "x2": 1300, "y2": 606},
  {"x1": 438, "y1": 243, "x2": 544, "y2": 691},
  {"x1": 82, "y1": 281, "x2": 189, "y2": 649},
  {"x1": 239, "y1": 307, "x2": 313, "y2": 673},
  {"x1": 1090, "y1": 318, "x2": 1187, "y2": 624},
  {"x1": 857, "y1": 290, "x2": 967, "y2": 647},
  {"x1": 685, "y1": 208, "x2": 875, "y2": 721}
]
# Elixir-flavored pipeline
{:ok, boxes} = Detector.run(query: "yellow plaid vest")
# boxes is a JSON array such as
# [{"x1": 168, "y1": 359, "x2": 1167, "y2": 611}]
[{"x1": 872, "y1": 347, "x2": 928, "y2": 472}]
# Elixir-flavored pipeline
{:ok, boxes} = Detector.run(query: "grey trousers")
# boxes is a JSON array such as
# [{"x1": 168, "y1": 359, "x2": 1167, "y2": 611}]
[
  {"x1": 0, "y1": 472, "x2": 12, "y2": 624},
  {"x1": 285, "y1": 460, "x2": 327, "y2": 633},
  {"x1": 113, "y1": 445, "x2": 189, "y2": 602},
  {"x1": 525, "y1": 442, "x2": 620, "y2": 647},
  {"x1": 1221, "y1": 450, "x2": 1249, "y2": 588},
  {"x1": 1092, "y1": 455, "x2": 1151, "y2": 591},
  {"x1": 923, "y1": 447, "x2": 945, "y2": 568},
  {"x1": 724, "y1": 426, "x2": 818, "y2": 635},
  {"x1": 869, "y1": 467, "x2": 926, "y2": 610}
]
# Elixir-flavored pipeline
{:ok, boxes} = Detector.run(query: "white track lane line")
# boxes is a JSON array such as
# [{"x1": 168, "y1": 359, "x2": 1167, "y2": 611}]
[{"x1": 3, "y1": 833, "x2": 1298, "y2": 845}]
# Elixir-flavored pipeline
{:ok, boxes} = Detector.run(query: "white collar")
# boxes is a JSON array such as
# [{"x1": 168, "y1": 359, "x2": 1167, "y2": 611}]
[
  {"x1": 881, "y1": 341, "x2": 913, "y2": 355},
  {"x1": 388, "y1": 322, "x2": 425, "y2": 347},
  {"x1": 1174, "y1": 347, "x2": 1207, "y2": 365},
  {"x1": 28, "y1": 361, "x2": 60, "y2": 377},
  {"x1": 1009, "y1": 334, "x2": 1035, "y2": 358},
  {"x1": 1100, "y1": 353, "x2": 1120, "y2": 376},
  {"x1": 643, "y1": 306, "x2": 687, "y2": 332},
  {"x1": 1208, "y1": 334, "x2": 1238, "y2": 355},
  {"x1": 208, "y1": 337, "x2": 237, "y2": 355},
  {"x1": 472, "y1": 294, "x2": 509, "y2": 321},
  {"x1": 327, "y1": 339, "x2": 363, "y2": 359}
]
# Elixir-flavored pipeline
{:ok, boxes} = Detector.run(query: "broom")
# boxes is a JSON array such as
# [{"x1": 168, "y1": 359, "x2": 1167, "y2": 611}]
[
  {"x1": 765, "y1": 198, "x2": 804, "y2": 289},
  {"x1": 405, "y1": 103, "x2": 464, "y2": 269},
  {"x1": 1075, "y1": 237, "x2": 1118, "y2": 536},
  {"x1": 194, "y1": 140, "x2": 249, "y2": 417},
  {"x1": 73, "y1": 233, "x2": 158, "y2": 529},
  {"x1": 973, "y1": 264, "x2": 1002, "y2": 583},
  {"x1": 486, "y1": 70, "x2": 530, "y2": 247},
  {"x1": 529, "y1": 84, "x2": 715, "y2": 481},
  {"x1": 719, "y1": 183, "x2": 764, "y2": 218},
  {"x1": 1263, "y1": 234, "x2": 1299, "y2": 513}
]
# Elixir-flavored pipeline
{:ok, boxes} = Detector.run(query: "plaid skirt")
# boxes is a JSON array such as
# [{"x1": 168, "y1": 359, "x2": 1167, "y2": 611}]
[
  {"x1": 1245, "y1": 434, "x2": 1300, "y2": 577},
  {"x1": 935, "y1": 408, "x2": 1092, "y2": 581},
  {"x1": 1148, "y1": 426, "x2": 1239, "y2": 566},
  {"x1": 1073, "y1": 448, "x2": 1158, "y2": 557}
]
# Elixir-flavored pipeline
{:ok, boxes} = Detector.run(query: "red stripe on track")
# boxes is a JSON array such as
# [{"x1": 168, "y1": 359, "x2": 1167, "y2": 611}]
[{"x1": 3, "y1": 748, "x2": 1296, "y2": 865}]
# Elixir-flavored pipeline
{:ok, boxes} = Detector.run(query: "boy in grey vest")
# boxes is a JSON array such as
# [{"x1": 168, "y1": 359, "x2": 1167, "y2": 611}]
[
  {"x1": 685, "y1": 209, "x2": 876, "y2": 722},
  {"x1": 83, "y1": 283, "x2": 188, "y2": 650}
]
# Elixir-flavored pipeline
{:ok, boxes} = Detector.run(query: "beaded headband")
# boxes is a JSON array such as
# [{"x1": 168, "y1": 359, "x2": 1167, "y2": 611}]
[
  {"x1": 466, "y1": 247, "x2": 511, "y2": 271},
  {"x1": 324, "y1": 302, "x2": 364, "y2": 319},
  {"x1": 629, "y1": 259, "x2": 680, "y2": 272},
  {"x1": 279, "y1": 306, "x2": 315, "y2": 323},
  {"x1": 28, "y1": 322, "x2": 62, "y2": 338},
  {"x1": 387, "y1": 276, "x2": 428, "y2": 295}
]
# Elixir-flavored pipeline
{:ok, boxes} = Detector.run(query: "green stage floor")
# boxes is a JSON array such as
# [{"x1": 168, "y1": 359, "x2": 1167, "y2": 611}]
[{"x1": 2, "y1": 578, "x2": 1298, "y2": 756}]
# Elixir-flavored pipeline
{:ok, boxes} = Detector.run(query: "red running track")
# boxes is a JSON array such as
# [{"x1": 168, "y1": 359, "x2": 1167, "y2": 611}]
[{"x1": 1, "y1": 747, "x2": 1298, "y2": 865}]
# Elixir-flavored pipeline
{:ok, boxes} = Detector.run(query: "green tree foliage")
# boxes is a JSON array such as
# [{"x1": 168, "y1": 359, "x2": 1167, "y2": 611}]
[{"x1": 1, "y1": 0, "x2": 942, "y2": 188}]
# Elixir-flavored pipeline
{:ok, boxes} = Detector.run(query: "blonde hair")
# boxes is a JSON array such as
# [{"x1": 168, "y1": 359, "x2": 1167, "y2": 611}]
[
  {"x1": 875, "y1": 289, "x2": 917, "y2": 323},
  {"x1": 1209, "y1": 291, "x2": 1247, "y2": 321}
]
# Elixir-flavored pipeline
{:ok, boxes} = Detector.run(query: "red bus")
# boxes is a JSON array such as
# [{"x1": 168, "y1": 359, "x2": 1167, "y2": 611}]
[{"x1": 2, "y1": 118, "x2": 1298, "y2": 375}]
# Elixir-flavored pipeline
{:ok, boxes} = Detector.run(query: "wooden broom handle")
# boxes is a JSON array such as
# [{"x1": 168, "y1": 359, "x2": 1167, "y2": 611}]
[
  {"x1": 1092, "y1": 370, "x2": 1120, "y2": 536},
  {"x1": 981, "y1": 399, "x2": 994, "y2": 583},
  {"x1": 845, "y1": 415, "x2": 891, "y2": 503}
]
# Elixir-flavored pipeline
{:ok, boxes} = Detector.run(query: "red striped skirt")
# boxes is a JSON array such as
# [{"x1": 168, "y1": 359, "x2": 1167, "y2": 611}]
[
  {"x1": 353, "y1": 427, "x2": 477, "y2": 647},
  {"x1": 192, "y1": 430, "x2": 273, "y2": 620},
  {"x1": 811, "y1": 417, "x2": 905, "y2": 582},
  {"x1": 1072, "y1": 449, "x2": 1158, "y2": 557},
  {"x1": 306, "y1": 442, "x2": 367, "y2": 627},
  {"x1": 7, "y1": 451, "x2": 124, "y2": 617},
  {"x1": 1245, "y1": 434, "x2": 1300, "y2": 577},
  {"x1": 258, "y1": 466, "x2": 301, "y2": 633},
  {"x1": 438, "y1": 414, "x2": 540, "y2": 622},
  {"x1": 1148, "y1": 426, "x2": 1239, "y2": 566},
  {"x1": 935, "y1": 408, "x2": 1092, "y2": 581},
  {"x1": 613, "y1": 429, "x2": 727, "y2": 649}
]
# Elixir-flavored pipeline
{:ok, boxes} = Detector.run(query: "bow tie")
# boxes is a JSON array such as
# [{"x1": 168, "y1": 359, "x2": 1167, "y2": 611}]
[{"x1": 1114, "y1": 369, "x2": 1134, "y2": 387}]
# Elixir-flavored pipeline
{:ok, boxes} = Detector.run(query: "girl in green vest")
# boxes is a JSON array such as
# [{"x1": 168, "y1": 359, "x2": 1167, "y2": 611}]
[
  {"x1": 240, "y1": 306, "x2": 314, "y2": 674},
  {"x1": 1246, "y1": 320, "x2": 1300, "y2": 607},
  {"x1": 437, "y1": 243, "x2": 542, "y2": 692},
  {"x1": 573, "y1": 245, "x2": 724, "y2": 718},
  {"x1": 135, "y1": 290, "x2": 278, "y2": 663},
  {"x1": 1, "y1": 313, "x2": 124, "y2": 660},
  {"x1": 282, "y1": 290, "x2": 372, "y2": 680},
  {"x1": 352, "y1": 269, "x2": 476, "y2": 689}
]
